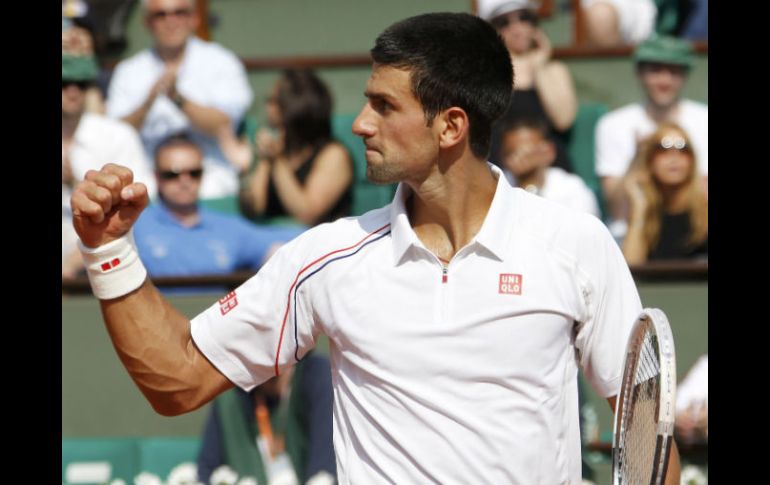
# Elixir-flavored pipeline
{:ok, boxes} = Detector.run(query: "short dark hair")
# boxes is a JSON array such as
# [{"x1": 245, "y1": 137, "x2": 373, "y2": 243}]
[
  {"x1": 276, "y1": 68, "x2": 333, "y2": 154},
  {"x1": 153, "y1": 132, "x2": 202, "y2": 165},
  {"x1": 371, "y1": 12, "x2": 513, "y2": 159},
  {"x1": 499, "y1": 117, "x2": 551, "y2": 140}
]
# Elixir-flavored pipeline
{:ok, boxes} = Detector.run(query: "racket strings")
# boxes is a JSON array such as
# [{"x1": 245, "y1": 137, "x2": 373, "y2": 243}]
[{"x1": 618, "y1": 326, "x2": 662, "y2": 484}]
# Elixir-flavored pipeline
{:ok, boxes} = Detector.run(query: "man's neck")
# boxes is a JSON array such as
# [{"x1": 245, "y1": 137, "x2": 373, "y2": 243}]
[
  {"x1": 62, "y1": 112, "x2": 83, "y2": 140},
  {"x1": 407, "y1": 155, "x2": 497, "y2": 262},
  {"x1": 156, "y1": 41, "x2": 187, "y2": 63},
  {"x1": 515, "y1": 168, "x2": 546, "y2": 192},
  {"x1": 163, "y1": 201, "x2": 200, "y2": 227},
  {"x1": 645, "y1": 99, "x2": 681, "y2": 123}
]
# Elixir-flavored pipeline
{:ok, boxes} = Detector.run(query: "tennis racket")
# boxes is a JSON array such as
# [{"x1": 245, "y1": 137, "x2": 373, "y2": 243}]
[{"x1": 611, "y1": 308, "x2": 676, "y2": 485}]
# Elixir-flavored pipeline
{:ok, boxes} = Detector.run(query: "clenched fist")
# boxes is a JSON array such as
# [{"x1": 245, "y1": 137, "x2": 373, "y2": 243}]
[{"x1": 70, "y1": 163, "x2": 150, "y2": 249}]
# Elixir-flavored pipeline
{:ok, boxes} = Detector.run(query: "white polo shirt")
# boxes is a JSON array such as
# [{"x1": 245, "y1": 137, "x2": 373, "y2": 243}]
[{"x1": 191, "y1": 164, "x2": 642, "y2": 484}]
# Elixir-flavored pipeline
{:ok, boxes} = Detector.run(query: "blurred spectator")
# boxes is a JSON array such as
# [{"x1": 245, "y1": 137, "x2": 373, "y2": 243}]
[
  {"x1": 580, "y1": 0, "x2": 657, "y2": 47},
  {"x1": 197, "y1": 352, "x2": 336, "y2": 485},
  {"x1": 499, "y1": 119, "x2": 600, "y2": 217},
  {"x1": 680, "y1": 0, "x2": 707, "y2": 41},
  {"x1": 619, "y1": 122, "x2": 707, "y2": 264},
  {"x1": 62, "y1": 2, "x2": 107, "y2": 114},
  {"x1": 133, "y1": 133, "x2": 304, "y2": 290},
  {"x1": 239, "y1": 69, "x2": 353, "y2": 226},
  {"x1": 62, "y1": 54, "x2": 152, "y2": 279},
  {"x1": 478, "y1": 0, "x2": 578, "y2": 173},
  {"x1": 675, "y1": 354, "x2": 707, "y2": 444},
  {"x1": 595, "y1": 35, "x2": 707, "y2": 233},
  {"x1": 107, "y1": 0, "x2": 253, "y2": 201}
]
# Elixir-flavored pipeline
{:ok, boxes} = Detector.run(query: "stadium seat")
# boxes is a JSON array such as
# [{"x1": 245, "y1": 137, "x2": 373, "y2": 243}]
[
  {"x1": 564, "y1": 102, "x2": 609, "y2": 219},
  {"x1": 62, "y1": 438, "x2": 139, "y2": 484}
]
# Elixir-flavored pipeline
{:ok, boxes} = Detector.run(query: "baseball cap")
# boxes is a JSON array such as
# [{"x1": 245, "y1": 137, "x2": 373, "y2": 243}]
[
  {"x1": 62, "y1": 54, "x2": 98, "y2": 82},
  {"x1": 477, "y1": 0, "x2": 540, "y2": 21},
  {"x1": 634, "y1": 35, "x2": 695, "y2": 68}
]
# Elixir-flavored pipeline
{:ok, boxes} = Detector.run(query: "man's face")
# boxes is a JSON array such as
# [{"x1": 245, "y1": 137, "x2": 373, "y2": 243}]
[
  {"x1": 491, "y1": 10, "x2": 537, "y2": 54},
  {"x1": 638, "y1": 62, "x2": 688, "y2": 110},
  {"x1": 352, "y1": 65, "x2": 441, "y2": 185},
  {"x1": 144, "y1": 0, "x2": 196, "y2": 51},
  {"x1": 61, "y1": 80, "x2": 89, "y2": 117},
  {"x1": 155, "y1": 144, "x2": 203, "y2": 208},
  {"x1": 500, "y1": 127, "x2": 554, "y2": 179}
]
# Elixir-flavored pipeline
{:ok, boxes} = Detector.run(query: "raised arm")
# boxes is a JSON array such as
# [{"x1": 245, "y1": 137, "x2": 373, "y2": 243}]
[{"x1": 70, "y1": 164, "x2": 233, "y2": 415}]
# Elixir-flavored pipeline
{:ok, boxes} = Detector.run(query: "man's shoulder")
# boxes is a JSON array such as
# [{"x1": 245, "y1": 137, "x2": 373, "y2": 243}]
[
  {"x1": 599, "y1": 103, "x2": 645, "y2": 127},
  {"x1": 680, "y1": 99, "x2": 708, "y2": 116},
  {"x1": 287, "y1": 205, "x2": 392, "y2": 256},
  {"x1": 113, "y1": 48, "x2": 154, "y2": 73},
  {"x1": 188, "y1": 37, "x2": 242, "y2": 64}
]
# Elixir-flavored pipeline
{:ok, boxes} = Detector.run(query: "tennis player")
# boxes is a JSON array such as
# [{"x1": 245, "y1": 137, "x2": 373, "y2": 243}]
[{"x1": 70, "y1": 12, "x2": 679, "y2": 483}]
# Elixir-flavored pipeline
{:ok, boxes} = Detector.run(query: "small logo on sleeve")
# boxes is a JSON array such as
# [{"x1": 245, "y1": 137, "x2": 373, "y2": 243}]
[
  {"x1": 100, "y1": 258, "x2": 121, "y2": 272},
  {"x1": 499, "y1": 274, "x2": 522, "y2": 295},
  {"x1": 219, "y1": 291, "x2": 239, "y2": 315}
]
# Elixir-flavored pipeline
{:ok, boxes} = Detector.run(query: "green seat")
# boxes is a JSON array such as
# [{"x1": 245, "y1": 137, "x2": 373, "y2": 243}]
[
  {"x1": 62, "y1": 438, "x2": 139, "y2": 484},
  {"x1": 137, "y1": 437, "x2": 202, "y2": 480},
  {"x1": 564, "y1": 103, "x2": 610, "y2": 219}
]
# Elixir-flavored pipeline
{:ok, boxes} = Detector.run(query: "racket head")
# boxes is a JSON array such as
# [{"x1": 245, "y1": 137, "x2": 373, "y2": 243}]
[{"x1": 611, "y1": 308, "x2": 677, "y2": 485}]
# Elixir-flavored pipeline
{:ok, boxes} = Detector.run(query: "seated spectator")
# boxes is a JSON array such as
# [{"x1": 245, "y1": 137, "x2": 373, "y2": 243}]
[
  {"x1": 106, "y1": 0, "x2": 253, "y2": 201},
  {"x1": 239, "y1": 69, "x2": 353, "y2": 226},
  {"x1": 595, "y1": 34, "x2": 707, "y2": 234},
  {"x1": 675, "y1": 354, "x2": 707, "y2": 444},
  {"x1": 133, "y1": 133, "x2": 304, "y2": 292},
  {"x1": 62, "y1": 1, "x2": 106, "y2": 114},
  {"x1": 197, "y1": 352, "x2": 336, "y2": 485},
  {"x1": 62, "y1": 54, "x2": 152, "y2": 279},
  {"x1": 499, "y1": 119, "x2": 600, "y2": 217},
  {"x1": 620, "y1": 122, "x2": 707, "y2": 264},
  {"x1": 580, "y1": 0, "x2": 657, "y2": 47},
  {"x1": 477, "y1": 0, "x2": 578, "y2": 173}
]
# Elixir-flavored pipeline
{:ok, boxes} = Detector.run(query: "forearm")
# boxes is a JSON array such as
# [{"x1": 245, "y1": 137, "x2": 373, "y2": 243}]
[
  {"x1": 178, "y1": 99, "x2": 230, "y2": 138},
  {"x1": 621, "y1": 215, "x2": 648, "y2": 265},
  {"x1": 240, "y1": 162, "x2": 271, "y2": 216},
  {"x1": 270, "y1": 159, "x2": 319, "y2": 224},
  {"x1": 121, "y1": 96, "x2": 156, "y2": 131},
  {"x1": 535, "y1": 65, "x2": 577, "y2": 131},
  {"x1": 100, "y1": 279, "x2": 231, "y2": 416}
]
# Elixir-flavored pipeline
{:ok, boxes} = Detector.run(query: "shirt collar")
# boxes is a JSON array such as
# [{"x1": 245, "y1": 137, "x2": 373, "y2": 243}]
[{"x1": 389, "y1": 162, "x2": 516, "y2": 265}]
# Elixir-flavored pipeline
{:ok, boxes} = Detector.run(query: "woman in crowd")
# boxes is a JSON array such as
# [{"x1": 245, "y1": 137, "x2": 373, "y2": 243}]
[
  {"x1": 239, "y1": 69, "x2": 353, "y2": 226},
  {"x1": 621, "y1": 121, "x2": 708, "y2": 264}
]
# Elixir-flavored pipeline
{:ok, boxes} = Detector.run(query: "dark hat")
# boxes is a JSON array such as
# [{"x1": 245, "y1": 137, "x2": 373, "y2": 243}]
[
  {"x1": 62, "y1": 54, "x2": 98, "y2": 81},
  {"x1": 634, "y1": 35, "x2": 695, "y2": 68}
]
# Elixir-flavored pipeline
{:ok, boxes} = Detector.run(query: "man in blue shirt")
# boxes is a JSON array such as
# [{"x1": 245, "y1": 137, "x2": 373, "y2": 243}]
[{"x1": 134, "y1": 133, "x2": 304, "y2": 283}]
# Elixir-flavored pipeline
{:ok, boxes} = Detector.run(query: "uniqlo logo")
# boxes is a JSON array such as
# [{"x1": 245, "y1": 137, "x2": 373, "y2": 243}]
[
  {"x1": 499, "y1": 274, "x2": 522, "y2": 295},
  {"x1": 219, "y1": 291, "x2": 239, "y2": 315}
]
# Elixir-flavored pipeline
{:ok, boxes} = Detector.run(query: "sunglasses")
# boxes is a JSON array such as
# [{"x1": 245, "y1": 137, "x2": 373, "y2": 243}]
[
  {"x1": 655, "y1": 135, "x2": 691, "y2": 153},
  {"x1": 490, "y1": 9, "x2": 539, "y2": 29},
  {"x1": 148, "y1": 8, "x2": 192, "y2": 21},
  {"x1": 158, "y1": 168, "x2": 203, "y2": 180},
  {"x1": 62, "y1": 80, "x2": 92, "y2": 90}
]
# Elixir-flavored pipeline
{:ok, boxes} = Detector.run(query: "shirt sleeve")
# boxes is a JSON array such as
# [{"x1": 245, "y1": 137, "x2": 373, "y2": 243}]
[
  {"x1": 573, "y1": 216, "x2": 643, "y2": 398},
  {"x1": 191, "y1": 232, "x2": 320, "y2": 391}
]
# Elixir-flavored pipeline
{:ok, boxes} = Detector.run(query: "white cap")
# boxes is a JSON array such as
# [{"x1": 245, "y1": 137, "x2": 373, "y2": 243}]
[{"x1": 476, "y1": 0, "x2": 540, "y2": 20}]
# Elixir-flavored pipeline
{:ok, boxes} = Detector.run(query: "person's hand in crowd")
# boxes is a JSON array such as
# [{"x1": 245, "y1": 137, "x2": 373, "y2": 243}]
[
  {"x1": 256, "y1": 127, "x2": 284, "y2": 162},
  {"x1": 218, "y1": 127, "x2": 253, "y2": 174},
  {"x1": 150, "y1": 63, "x2": 180, "y2": 100},
  {"x1": 529, "y1": 28, "x2": 553, "y2": 70},
  {"x1": 70, "y1": 164, "x2": 149, "y2": 248}
]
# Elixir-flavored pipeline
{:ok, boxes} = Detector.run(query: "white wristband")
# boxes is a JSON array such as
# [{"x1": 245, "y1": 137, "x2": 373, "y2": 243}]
[{"x1": 78, "y1": 231, "x2": 148, "y2": 300}]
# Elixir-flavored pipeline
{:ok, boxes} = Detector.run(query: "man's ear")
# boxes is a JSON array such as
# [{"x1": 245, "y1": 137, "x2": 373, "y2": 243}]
[{"x1": 438, "y1": 107, "x2": 469, "y2": 150}]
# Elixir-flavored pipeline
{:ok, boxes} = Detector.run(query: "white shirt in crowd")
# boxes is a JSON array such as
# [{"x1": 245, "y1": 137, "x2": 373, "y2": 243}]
[
  {"x1": 503, "y1": 166, "x2": 601, "y2": 218},
  {"x1": 595, "y1": 99, "x2": 708, "y2": 178},
  {"x1": 107, "y1": 36, "x2": 253, "y2": 200}
]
